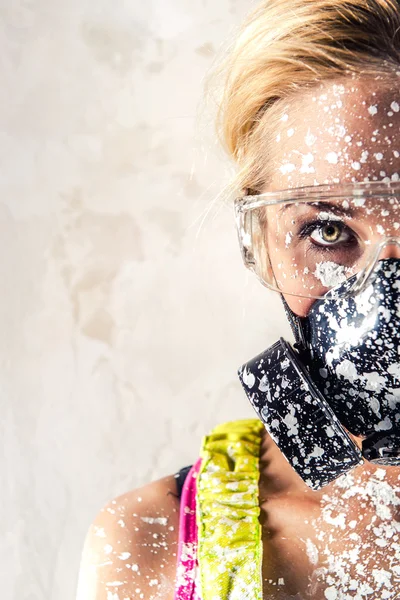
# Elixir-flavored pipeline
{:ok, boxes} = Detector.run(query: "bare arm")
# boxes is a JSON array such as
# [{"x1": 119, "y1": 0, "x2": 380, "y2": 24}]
[{"x1": 76, "y1": 475, "x2": 181, "y2": 600}]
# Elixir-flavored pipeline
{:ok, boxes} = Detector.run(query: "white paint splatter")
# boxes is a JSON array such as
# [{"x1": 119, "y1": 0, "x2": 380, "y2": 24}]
[
  {"x1": 363, "y1": 372, "x2": 386, "y2": 392},
  {"x1": 283, "y1": 406, "x2": 299, "y2": 436},
  {"x1": 118, "y1": 552, "x2": 131, "y2": 561},
  {"x1": 325, "y1": 426, "x2": 335, "y2": 438},
  {"x1": 375, "y1": 416, "x2": 392, "y2": 431},
  {"x1": 309, "y1": 445, "x2": 325, "y2": 458},
  {"x1": 322, "y1": 510, "x2": 347, "y2": 529},
  {"x1": 95, "y1": 527, "x2": 106, "y2": 538},
  {"x1": 280, "y1": 163, "x2": 295, "y2": 174},
  {"x1": 317, "y1": 211, "x2": 342, "y2": 221},
  {"x1": 326, "y1": 152, "x2": 338, "y2": 164},
  {"x1": 306, "y1": 539, "x2": 319, "y2": 566},
  {"x1": 324, "y1": 585, "x2": 338, "y2": 599},
  {"x1": 140, "y1": 516, "x2": 168, "y2": 526},
  {"x1": 242, "y1": 368, "x2": 255, "y2": 389},
  {"x1": 313, "y1": 262, "x2": 348, "y2": 287},
  {"x1": 300, "y1": 152, "x2": 315, "y2": 174},
  {"x1": 305, "y1": 130, "x2": 316, "y2": 147}
]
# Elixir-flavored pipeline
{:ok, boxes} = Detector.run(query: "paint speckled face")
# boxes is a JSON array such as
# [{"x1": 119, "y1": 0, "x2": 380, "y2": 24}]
[{"x1": 266, "y1": 76, "x2": 400, "y2": 316}]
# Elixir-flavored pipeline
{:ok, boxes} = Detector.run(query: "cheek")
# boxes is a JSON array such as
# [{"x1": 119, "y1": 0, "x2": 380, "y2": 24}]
[{"x1": 283, "y1": 293, "x2": 315, "y2": 317}]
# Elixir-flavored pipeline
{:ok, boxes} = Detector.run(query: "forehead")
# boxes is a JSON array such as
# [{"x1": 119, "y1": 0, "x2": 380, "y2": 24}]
[{"x1": 268, "y1": 76, "x2": 400, "y2": 191}]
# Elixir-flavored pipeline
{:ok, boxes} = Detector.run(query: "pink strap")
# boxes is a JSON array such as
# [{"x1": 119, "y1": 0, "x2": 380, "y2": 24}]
[{"x1": 173, "y1": 458, "x2": 202, "y2": 600}]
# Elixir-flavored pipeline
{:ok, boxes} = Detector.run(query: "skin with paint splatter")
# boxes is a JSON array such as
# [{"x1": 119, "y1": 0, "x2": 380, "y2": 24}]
[
  {"x1": 266, "y1": 76, "x2": 400, "y2": 317},
  {"x1": 76, "y1": 477, "x2": 181, "y2": 600},
  {"x1": 77, "y1": 77, "x2": 400, "y2": 600}
]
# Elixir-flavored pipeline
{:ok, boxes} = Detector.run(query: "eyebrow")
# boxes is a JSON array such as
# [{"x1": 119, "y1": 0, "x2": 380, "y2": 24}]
[{"x1": 278, "y1": 200, "x2": 355, "y2": 217}]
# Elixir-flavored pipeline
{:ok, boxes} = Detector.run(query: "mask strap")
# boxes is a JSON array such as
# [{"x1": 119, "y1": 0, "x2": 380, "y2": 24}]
[{"x1": 279, "y1": 294, "x2": 308, "y2": 349}]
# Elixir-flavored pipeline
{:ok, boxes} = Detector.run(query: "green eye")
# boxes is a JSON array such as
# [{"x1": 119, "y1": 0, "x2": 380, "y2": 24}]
[
  {"x1": 298, "y1": 219, "x2": 356, "y2": 248},
  {"x1": 309, "y1": 221, "x2": 353, "y2": 247},
  {"x1": 321, "y1": 223, "x2": 342, "y2": 243}
]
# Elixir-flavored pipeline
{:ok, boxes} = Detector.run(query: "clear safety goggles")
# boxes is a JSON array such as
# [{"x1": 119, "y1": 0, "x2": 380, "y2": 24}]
[{"x1": 234, "y1": 181, "x2": 400, "y2": 299}]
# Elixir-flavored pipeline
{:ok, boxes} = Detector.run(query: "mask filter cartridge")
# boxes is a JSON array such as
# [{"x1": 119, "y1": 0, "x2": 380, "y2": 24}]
[{"x1": 238, "y1": 338, "x2": 363, "y2": 490}]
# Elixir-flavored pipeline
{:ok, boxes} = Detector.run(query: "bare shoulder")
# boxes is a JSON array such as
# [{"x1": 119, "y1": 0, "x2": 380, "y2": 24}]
[{"x1": 76, "y1": 474, "x2": 181, "y2": 600}]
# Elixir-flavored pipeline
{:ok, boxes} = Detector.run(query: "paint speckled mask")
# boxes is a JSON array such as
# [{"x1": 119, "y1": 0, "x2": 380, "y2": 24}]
[
  {"x1": 303, "y1": 258, "x2": 400, "y2": 451},
  {"x1": 239, "y1": 260, "x2": 400, "y2": 490}
]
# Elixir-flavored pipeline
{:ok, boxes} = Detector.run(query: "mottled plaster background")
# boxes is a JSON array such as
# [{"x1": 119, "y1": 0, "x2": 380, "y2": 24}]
[{"x1": 0, "y1": 1, "x2": 291, "y2": 599}]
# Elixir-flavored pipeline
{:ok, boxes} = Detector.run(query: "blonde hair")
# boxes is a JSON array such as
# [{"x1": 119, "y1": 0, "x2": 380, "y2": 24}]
[{"x1": 215, "y1": 0, "x2": 400, "y2": 194}]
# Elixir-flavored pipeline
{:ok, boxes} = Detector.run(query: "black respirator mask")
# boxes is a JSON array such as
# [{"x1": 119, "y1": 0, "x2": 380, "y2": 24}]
[{"x1": 238, "y1": 258, "x2": 400, "y2": 490}]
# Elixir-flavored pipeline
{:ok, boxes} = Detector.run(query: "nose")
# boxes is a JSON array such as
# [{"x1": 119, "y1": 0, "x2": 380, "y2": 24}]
[
  {"x1": 377, "y1": 238, "x2": 400, "y2": 260},
  {"x1": 352, "y1": 237, "x2": 400, "y2": 295}
]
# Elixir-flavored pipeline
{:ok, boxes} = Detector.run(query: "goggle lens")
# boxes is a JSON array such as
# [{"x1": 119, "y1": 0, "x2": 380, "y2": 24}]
[{"x1": 235, "y1": 183, "x2": 400, "y2": 299}]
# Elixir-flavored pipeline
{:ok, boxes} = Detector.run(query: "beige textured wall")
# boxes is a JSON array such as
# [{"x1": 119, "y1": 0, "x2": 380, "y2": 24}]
[{"x1": 1, "y1": 1, "x2": 291, "y2": 598}]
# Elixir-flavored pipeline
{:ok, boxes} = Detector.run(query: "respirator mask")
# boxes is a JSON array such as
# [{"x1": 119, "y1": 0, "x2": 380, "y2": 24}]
[{"x1": 235, "y1": 182, "x2": 400, "y2": 489}]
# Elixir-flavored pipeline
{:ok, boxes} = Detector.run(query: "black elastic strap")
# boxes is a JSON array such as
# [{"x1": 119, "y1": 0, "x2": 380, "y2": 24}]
[
  {"x1": 174, "y1": 465, "x2": 192, "y2": 501},
  {"x1": 280, "y1": 294, "x2": 307, "y2": 349}
]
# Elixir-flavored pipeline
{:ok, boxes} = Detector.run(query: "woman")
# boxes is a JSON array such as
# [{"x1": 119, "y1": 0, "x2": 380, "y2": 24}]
[{"x1": 77, "y1": 1, "x2": 400, "y2": 598}]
